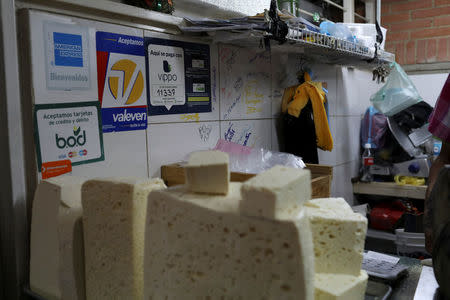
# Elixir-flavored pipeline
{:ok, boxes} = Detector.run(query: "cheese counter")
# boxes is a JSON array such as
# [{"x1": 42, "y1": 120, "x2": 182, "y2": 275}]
[
  {"x1": 24, "y1": 257, "x2": 431, "y2": 300},
  {"x1": 25, "y1": 151, "x2": 441, "y2": 299}
]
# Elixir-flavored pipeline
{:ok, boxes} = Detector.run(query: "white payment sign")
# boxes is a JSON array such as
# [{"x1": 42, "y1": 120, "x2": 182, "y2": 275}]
[
  {"x1": 147, "y1": 44, "x2": 185, "y2": 110},
  {"x1": 35, "y1": 102, "x2": 104, "y2": 169},
  {"x1": 44, "y1": 22, "x2": 90, "y2": 90}
]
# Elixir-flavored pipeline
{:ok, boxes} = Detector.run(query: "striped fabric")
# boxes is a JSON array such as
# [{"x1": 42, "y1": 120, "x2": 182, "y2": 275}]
[{"x1": 429, "y1": 74, "x2": 450, "y2": 143}]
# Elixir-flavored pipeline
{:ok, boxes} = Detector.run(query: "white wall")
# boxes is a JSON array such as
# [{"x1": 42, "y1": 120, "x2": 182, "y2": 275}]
[
  {"x1": 322, "y1": 67, "x2": 381, "y2": 204},
  {"x1": 148, "y1": 43, "x2": 275, "y2": 177},
  {"x1": 172, "y1": 0, "x2": 270, "y2": 19},
  {"x1": 27, "y1": 10, "x2": 393, "y2": 206},
  {"x1": 409, "y1": 73, "x2": 448, "y2": 107}
]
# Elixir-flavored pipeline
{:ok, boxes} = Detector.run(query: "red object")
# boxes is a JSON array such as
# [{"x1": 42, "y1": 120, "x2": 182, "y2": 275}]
[
  {"x1": 364, "y1": 157, "x2": 374, "y2": 166},
  {"x1": 96, "y1": 51, "x2": 109, "y2": 105},
  {"x1": 428, "y1": 74, "x2": 450, "y2": 143},
  {"x1": 370, "y1": 201, "x2": 407, "y2": 231},
  {"x1": 41, "y1": 160, "x2": 72, "y2": 179}
]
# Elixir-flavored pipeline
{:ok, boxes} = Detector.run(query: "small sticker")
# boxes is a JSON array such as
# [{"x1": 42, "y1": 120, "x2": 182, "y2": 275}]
[
  {"x1": 192, "y1": 59, "x2": 204, "y2": 68},
  {"x1": 364, "y1": 157, "x2": 374, "y2": 166},
  {"x1": 53, "y1": 32, "x2": 83, "y2": 67},
  {"x1": 433, "y1": 141, "x2": 442, "y2": 156},
  {"x1": 41, "y1": 160, "x2": 72, "y2": 179},
  {"x1": 193, "y1": 83, "x2": 205, "y2": 93}
]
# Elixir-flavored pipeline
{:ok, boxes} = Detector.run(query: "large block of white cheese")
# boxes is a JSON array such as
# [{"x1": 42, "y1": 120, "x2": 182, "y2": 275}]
[
  {"x1": 144, "y1": 183, "x2": 314, "y2": 300},
  {"x1": 185, "y1": 150, "x2": 230, "y2": 195},
  {"x1": 305, "y1": 197, "x2": 354, "y2": 213},
  {"x1": 240, "y1": 165, "x2": 311, "y2": 219},
  {"x1": 82, "y1": 178, "x2": 166, "y2": 300},
  {"x1": 305, "y1": 198, "x2": 368, "y2": 275},
  {"x1": 29, "y1": 176, "x2": 86, "y2": 300},
  {"x1": 315, "y1": 271, "x2": 368, "y2": 300}
]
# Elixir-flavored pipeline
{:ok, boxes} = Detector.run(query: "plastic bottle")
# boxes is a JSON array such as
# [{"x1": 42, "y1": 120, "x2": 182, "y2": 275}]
[
  {"x1": 361, "y1": 143, "x2": 374, "y2": 182},
  {"x1": 433, "y1": 139, "x2": 442, "y2": 160}
]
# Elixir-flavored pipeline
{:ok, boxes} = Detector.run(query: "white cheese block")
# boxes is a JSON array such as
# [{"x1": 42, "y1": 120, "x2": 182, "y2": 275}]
[
  {"x1": 240, "y1": 165, "x2": 311, "y2": 219},
  {"x1": 304, "y1": 197, "x2": 354, "y2": 214},
  {"x1": 305, "y1": 198, "x2": 368, "y2": 275},
  {"x1": 144, "y1": 183, "x2": 315, "y2": 300},
  {"x1": 29, "y1": 175, "x2": 86, "y2": 300},
  {"x1": 315, "y1": 271, "x2": 368, "y2": 300},
  {"x1": 81, "y1": 177, "x2": 166, "y2": 300},
  {"x1": 185, "y1": 150, "x2": 230, "y2": 195}
]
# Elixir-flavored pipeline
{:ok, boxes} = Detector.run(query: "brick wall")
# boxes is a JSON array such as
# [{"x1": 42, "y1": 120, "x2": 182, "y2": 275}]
[{"x1": 381, "y1": 0, "x2": 450, "y2": 65}]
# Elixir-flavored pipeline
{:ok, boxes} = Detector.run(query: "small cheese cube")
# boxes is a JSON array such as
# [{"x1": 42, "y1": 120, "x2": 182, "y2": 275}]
[
  {"x1": 144, "y1": 183, "x2": 314, "y2": 300},
  {"x1": 305, "y1": 198, "x2": 368, "y2": 275},
  {"x1": 315, "y1": 271, "x2": 368, "y2": 300},
  {"x1": 185, "y1": 150, "x2": 230, "y2": 195},
  {"x1": 82, "y1": 178, "x2": 166, "y2": 300},
  {"x1": 240, "y1": 165, "x2": 311, "y2": 219},
  {"x1": 29, "y1": 175, "x2": 86, "y2": 300}
]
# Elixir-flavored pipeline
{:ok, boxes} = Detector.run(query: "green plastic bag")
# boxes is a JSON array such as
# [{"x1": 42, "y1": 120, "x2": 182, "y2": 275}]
[{"x1": 370, "y1": 62, "x2": 422, "y2": 116}]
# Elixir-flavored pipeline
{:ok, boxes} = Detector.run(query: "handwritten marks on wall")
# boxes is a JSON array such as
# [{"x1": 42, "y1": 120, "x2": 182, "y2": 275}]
[
  {"x1": 180, "y1": 113, "x2": 200, "y2": 122},
  {"x1": 198, "y1": 124, "x2": 212, "y2": 142},
  {"x1": 147, "y1": 122, "x2": 220, "y2": 176},
  {"x1": 218, "y1": 45, "x2": 273, "y2": 149},
  {"x1": 219, "y1": 45, "x2": 271, "y2": 121},
  {"x1": 222, "y1": 120, "x2": 271, "y2": 149}
]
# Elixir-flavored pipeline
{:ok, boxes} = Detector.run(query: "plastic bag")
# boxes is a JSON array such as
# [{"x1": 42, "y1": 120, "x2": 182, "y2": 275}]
[
  {"x1": 214, "y1": 139, "x2": 305, "y2": 173},
  {"x1": 183, "y1": 139, "x2": 305, "y2": 174},
  {"x1": 320, "y1": 21, "x2": 356, "y2": 43},
  {"x1": 370, "y1": 63, "x2": 422, "y2": 116},
  {"x1": 360, "y1": 106, "x2": 388, "y2": 149},
  {"x1": 225, "y1": 147, "x2": 305, "y2": 174}
]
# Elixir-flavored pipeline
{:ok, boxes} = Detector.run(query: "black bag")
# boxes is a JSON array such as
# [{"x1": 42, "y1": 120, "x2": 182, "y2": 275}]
[{"x1": 392, "y1": 101, "x2": 433, "y2": 133}]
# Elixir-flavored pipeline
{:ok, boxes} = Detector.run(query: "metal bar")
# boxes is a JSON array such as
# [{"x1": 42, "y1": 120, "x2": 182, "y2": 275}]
[
  {"x1": 365, "y1": 0, "x2": 376, "y2": 24},
  {"x1": 286, "y1": 26, "x2": 372, "y2": 59},
  {"x1": 354, "y1": 12, "x2": 369, "y2": 22},
  {"x1": 297, "y1": 8, "x2": 314, "y2": 17},
  {"x1": 376, "y1": 0, "x2": 381, "y2": 24},
  {"x1": 296, "y1": 8, "x2": 330, "y2": 22},
  {"x1": 322, "y1": 0, "x2": 346, "y2": 11},
  {"x1": 343, "y1": 0, "x2": 355, "y2": 23}
]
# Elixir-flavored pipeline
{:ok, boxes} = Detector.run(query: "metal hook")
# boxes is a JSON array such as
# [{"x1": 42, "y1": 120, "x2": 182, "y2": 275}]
[{"x1": 297, "y1": 56, "x2": 307, "y2": 72}]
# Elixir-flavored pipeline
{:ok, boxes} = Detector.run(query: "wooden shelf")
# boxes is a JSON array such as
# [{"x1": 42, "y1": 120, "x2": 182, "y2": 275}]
[{"x1": 353, "y1": 181, "x2": 427, "y2": 200}]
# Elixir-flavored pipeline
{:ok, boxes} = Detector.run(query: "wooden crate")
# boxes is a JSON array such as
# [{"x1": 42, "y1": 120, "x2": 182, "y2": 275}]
[{"x1": 161, "y1": 163, "x2": 333, "y2": 199}]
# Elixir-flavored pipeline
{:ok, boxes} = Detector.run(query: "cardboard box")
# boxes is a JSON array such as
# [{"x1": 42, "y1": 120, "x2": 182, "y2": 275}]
[{"x1": 161, "y1": 163, "x2": 332, "y2": 198}]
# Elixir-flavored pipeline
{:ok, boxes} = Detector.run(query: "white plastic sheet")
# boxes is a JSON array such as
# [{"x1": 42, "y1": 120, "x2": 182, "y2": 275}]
[{"x1": 183, "y1": 139, "x2": 306, "y2": 174}]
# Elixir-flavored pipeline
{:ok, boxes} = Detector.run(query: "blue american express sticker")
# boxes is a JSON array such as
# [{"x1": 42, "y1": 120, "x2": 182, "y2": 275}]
[{"x1": 53, "y1": 32, "x2": 83, "y2": 67}]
